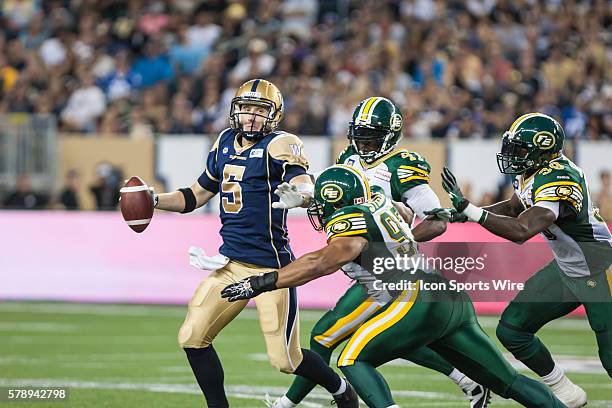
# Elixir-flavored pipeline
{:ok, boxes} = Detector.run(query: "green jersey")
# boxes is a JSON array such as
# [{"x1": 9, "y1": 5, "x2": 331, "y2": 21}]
[
  {"x1": 336, "y1": 145, "x2": 431, "y2": 204},
  {"x1": 514, "y1": 155, "x2": 612, "y2": 277},
  {"x1": 325, "y1": 187, "x2": 417, "y2": 305}
]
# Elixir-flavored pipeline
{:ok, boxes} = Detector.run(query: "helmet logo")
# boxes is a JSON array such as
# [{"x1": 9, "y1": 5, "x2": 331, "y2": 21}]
[
  {"x1": 241, "y1": 91, "x2": 262, "y2": 98},
  {"x1": 390, "y1": 114, "x2": 403, "y2": 131},
  {"x1": 555, "y1": 186, "x2": 572, "y2": 197},
  {"x1": 533, "y1": 132, "x2": 555, "y2": 150},
  {"x1": 320, "y1": 183, "x2": 343, "y2": 203},
  {"x1": 330, "y1": 220, "x2": 350, "y2": 233}
]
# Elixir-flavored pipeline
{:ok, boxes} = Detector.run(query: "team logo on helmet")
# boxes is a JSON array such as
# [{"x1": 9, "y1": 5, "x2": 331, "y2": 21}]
[
  {"x1": 390, "y1": 113, "x2": 403, "y2": 131},
  {"x1": 533, "y1": 132, "x2": 556, "y2": 150},
  {"x1": 320, "y1": 183, "x2": 343, "y2": 203},
  {"x1": 555, "y1": 186, "x2": 572, "y2": 197}
]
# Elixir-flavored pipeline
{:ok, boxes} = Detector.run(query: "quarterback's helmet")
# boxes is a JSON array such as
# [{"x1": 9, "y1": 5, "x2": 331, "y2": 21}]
[
  {"x1": 348, "y1": 97, "x2": 403, "y2": 163},
  {"x1": 230, "y1": 79, "x2": 284, "y2": 141},
  {"x1": 307, "y1": 165, "x2": 371, "y2": 231},
  {"x1": 497, "y1": 112, "x2": 565, "y2": 175}
]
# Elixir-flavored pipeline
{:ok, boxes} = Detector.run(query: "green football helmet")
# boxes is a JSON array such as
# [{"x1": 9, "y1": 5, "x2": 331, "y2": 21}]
[
  {"x1": 348, "y1": 97, "x2": 403, "y2": 163},
  {"x1": 497, "y1": 112, "x2": 565, "y2": 175},
  {"x1": 307, "y1": 165, "x2": 371, "y2": 231}
]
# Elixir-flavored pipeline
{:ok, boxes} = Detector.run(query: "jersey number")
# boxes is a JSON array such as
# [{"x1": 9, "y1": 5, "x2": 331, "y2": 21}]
[
  {"x1": 222, "y1": 164, "x2": 245, "y2": 213},
  {"x1": 380, "y1": 212, "x2": 415, "y2": 255}
]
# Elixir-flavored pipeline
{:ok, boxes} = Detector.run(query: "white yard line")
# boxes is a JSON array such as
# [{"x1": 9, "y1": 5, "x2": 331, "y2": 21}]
[
  {"x1": 248, "y1": 353, "x2": 607, "y2": 375},
  {"x1": 0, "y1": 302, "x2": 594, "y2": 329},
  {"x1": 0, "y1": 322, "x2": 79, "y2": 332}
]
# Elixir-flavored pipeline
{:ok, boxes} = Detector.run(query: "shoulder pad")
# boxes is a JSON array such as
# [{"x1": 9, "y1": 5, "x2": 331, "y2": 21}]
[
  {"x1": 393, "y1": 150, "x2": 431, "y2": 184},
  {"x1": 268, "y1": 133, "x2": 308, "y2": 169},
  {"x1": 325, "y1": 206, "x2": 369, "y2": 241},
  {"x1": 533, "y1": 161, "x2": 584, "y2": 213}
]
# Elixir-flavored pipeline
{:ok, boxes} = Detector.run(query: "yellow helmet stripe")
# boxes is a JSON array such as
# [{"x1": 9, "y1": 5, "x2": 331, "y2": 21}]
[
  {"x1": 366, "y1": 97, "x2": 384, "y2": 123},
  {"x1": 357, "y1": 97, "x2": 378, "y2": 123},
  {"x1": 509, "y1": 112, "x2": 550, "y2": 133}
]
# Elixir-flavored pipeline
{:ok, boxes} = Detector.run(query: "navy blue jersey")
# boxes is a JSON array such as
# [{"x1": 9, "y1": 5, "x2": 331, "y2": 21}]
[{"x1": 198, "y1": 128, "x2": 309, "y2": 268}]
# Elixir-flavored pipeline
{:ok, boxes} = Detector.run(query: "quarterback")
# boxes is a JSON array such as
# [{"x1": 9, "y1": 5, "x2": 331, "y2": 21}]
[
  {"x1": 221, "y1": 165, "x2": 567, "y2": 408},
  {"x1": 278, "y1": 97, "x2": 489, "y2": 408},
  {"x1": 427, "y1": 113, "x2": 612, "y2": 407},
  {"x1": 149, "y1": 79, "x2": 358, "y2": 407}
]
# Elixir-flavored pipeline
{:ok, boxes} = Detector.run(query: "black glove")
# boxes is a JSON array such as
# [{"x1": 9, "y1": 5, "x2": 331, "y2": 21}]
[{"x1": 221, "y1": 271, "x2": 279, "y2": 302}]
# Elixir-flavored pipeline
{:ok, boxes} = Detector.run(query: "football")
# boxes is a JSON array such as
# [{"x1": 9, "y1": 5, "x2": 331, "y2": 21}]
[{"x1": 119, "y1": 176, "x2": 154, "y2": 233}]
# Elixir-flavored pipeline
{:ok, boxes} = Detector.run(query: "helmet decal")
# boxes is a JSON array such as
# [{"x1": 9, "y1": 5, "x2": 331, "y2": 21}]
[
  {"x1": 533, "y1": 131, "x2": 556, "y2": 150},
  {"x1": 390, "y1": 113, "x2": 403, "y2": 131},
  {"x1": 320, "y1": 183, "x2": 344, "y2": 203}
]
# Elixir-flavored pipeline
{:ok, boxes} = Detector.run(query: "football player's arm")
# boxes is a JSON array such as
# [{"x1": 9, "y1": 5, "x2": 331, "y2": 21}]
[
  {"x1": 477, "y1": 205, "x2": 557, "y2": 243},
  {"x1": 401, "y1": 184, "x2": 447, "y2": 242},
  {"x1": 439, "y1": 167, "x2": 558, "y2": 243},
  {"x1": 482, "y1": 193, "x2": 524, "y2": 218},
  {"x1": 221, "y1": 236, "x2": 367, "y2": 301},
  {"x1": 275, "y1": 236, "x2": 368, "y2": 287},
  {"x1": 155, "y1": 182, "x2": 215, "y2": 212},
  {"x1": 157, "y1": 135, "x2": 220, "y2": 212}
]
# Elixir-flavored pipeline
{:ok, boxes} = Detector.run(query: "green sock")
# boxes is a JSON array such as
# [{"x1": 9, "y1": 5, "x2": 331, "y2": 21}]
[{"x1": 340, "y1": 361, "x2": 394, "y2": 408}]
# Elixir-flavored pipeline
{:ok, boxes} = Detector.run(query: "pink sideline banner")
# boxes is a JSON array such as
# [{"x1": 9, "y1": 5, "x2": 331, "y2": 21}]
[{"x1": 0, "y1": 211, "x2": 602, "y2": 314}]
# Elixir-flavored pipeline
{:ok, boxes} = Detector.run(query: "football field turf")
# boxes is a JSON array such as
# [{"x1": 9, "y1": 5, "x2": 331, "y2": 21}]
[{"x1": 0, "y1": 302, "x2": 609, "y2": 407}]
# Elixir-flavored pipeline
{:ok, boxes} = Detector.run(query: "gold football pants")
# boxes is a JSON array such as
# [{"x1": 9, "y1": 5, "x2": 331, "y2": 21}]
[{"x1": 178, "y1": 260, "x2": 303, "y2": 373}]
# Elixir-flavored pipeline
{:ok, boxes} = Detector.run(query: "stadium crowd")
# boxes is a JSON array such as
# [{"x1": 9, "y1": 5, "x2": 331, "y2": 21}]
[{"x1": 0, "y1": 0, "x2": 610, "y2": 140}]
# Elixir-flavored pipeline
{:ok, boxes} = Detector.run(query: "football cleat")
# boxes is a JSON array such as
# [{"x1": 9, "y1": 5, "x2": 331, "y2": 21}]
[
  {"x1": 549, "y1": 376, "x2": 587, "y2": 408},
  {"x1": 462, "y1": 383, "x2": 491, "y2": 408},
  {"x1": 332, "y1": 380, "x2": 359, "y2": 408},
  {"x1": 263, "y1": 393, "x2": 280, "y2": 407}
]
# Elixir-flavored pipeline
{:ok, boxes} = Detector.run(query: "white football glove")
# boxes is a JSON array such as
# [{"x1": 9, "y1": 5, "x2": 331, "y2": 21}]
[{"x1": 272, "y1": 182, "x2": 306, "y2": 209}]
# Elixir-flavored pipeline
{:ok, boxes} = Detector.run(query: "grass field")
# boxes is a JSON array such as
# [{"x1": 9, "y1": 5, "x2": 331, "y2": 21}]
[{"x1": 0, "y1": 301, "x2": 609, "y2": 407}]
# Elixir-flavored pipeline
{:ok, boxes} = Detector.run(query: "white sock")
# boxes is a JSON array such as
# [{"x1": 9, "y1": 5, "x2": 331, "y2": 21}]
[
  {"x1": 541, "y1": 364, "x2": 564, "y2": 386},
  {"x1": 332, "y1": 377, "x2": 347, "y2": 396},
  {"x1": 279, "y1": 395, "x2": 297, "y2": 408},
  {"x1": 448, "y1": 368, "x2": 466, "y2": 385},
  {"x1": 386, "y1": 405, "x2": 400, "y2": 408}
]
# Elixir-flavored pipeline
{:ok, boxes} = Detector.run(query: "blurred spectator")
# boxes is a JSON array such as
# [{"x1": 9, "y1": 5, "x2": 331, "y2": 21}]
[
  {"x1": 186, "y1": 10, "x2": 221, "y2": 50},
  {"x1": 130, "y1": 38, "x2": 174, "y2": 89},
  {"x1": 98, "y1": 50, "x2": 138, "y2": 102},
  {"x1": 60, "y1": 70, "x2": 106, "y2": 132},
  {"x1": 3, "y1": 174, "x2": 49, "y2": 209},
  {"x1": 596, "y1": 170, "x2": 612, "y2": 221},
  {"x1": 58, "y1": 169, "x2": 81, "y2": 210},
  {"x1": 170, "y1": 23, "x2": 209, "y2": 75},
  {"x1": 89, "y1": 162, "x2": 123, "y2": 211},
  {"x1": 230, "y1": 38, "x2": 276, "y2": 82},
  {"x1": 2, "y1": 0, "x2": 40, "y2": 32},
  {"x1": 280, "y1": 0, "x2": 318, "y2": 40}
]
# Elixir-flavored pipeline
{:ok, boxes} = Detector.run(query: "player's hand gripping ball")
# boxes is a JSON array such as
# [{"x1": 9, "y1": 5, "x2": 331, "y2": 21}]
[{"x1": 119, "y1": 176, "x2": 154, "y2": 233}]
